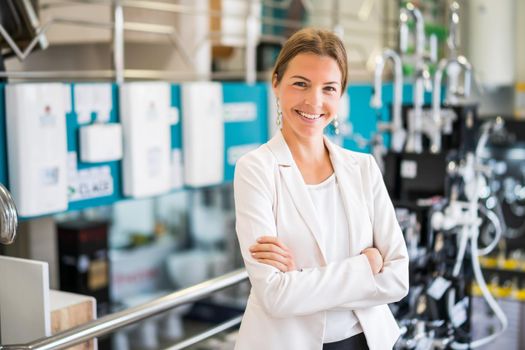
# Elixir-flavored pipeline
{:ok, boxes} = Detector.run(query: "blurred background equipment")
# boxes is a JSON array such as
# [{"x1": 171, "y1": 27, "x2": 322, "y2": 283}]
[{"x1": 0, "y1": 0, "x2": 524, "y2": 349}]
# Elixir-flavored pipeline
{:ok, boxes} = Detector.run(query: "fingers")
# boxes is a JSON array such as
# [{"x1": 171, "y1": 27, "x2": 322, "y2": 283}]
[
  {"x1": 249, "y1": 236, "x2": 296, "y2": 272},
  {"x1": 256, "y1": 258, "x2": 288, "y2": 272},
  {"x1": 361, "y1": 247, "x2": 379, "y2": 254},
  {"x1": 252, "y1": 251, "x2": 295, "y2": 270},
  {"x1": 251, "y1": 251, "x2": 289, "y2": 264},
  {"x1": 250, "y1": 243, "x2": 290, "y2": 257},
  {"x1": 361, "y1": 247, "x2": 384, "y2": 275},
  {"x1": 256, "y1": 236, "x2": 291, "y2": 252}
]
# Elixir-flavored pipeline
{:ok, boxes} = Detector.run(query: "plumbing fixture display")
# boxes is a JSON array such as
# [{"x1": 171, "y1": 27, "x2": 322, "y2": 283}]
[
  {"x1": 120, "y1": 82, "x2": 172, "y2": 198},
  {"x1": 5, "y1": 83, "x2": 69, "y2": 217},
  {"x1": 79, "y1": 123, "x2": 123, "y2": 163},
  {"x1": 366, "y1": 2, "x2": 518, "y2": 349},
  {"x1": 431, "y1": 56, "x2": 472, "y2": 153},
  {"x1": 370, "y1": 1, "x2": 475, "y2": 159},
  {"x1": 478, "y1": 122, "x2": 525, "y2": 240},
  {"x1": 392, "y1": 121, "x2": 507, "y2": 349},
  {"x1": 370, "y1": 49, "x2": 406, "y2": 153},
  {"x1": 0, "y1": 183, "x2": 17, "y2": 245},
  {"x1": 399, "y1": 3, "x2": 433, "y2": 154},
  {"x1": 181, "y1": 81, "x2": 224, "y2": 187}
]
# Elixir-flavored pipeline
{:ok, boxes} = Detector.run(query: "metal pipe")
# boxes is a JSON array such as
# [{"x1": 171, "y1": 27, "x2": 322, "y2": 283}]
[
  {"x1": 399, "y1": 2, "x2": 427, "y2": 153},
  {"x1": 430, "y1": 55, "x2": 471, "y2": 153},
  {"x1": 41, "y1": 0, "x2": 289, "y2": 25},
  {"x1": 112, "y1": 0, "x2": 125, "y2": 84},
  {"x1": 0, "y1": 20, "x2": 54, "y2": 61},
  {"x1": 0, "y1": 269, "x2": 248, "y2": 350},
  {"x1": 447, "y1": 1, "x2": 460, "y2": 57},
  {"x1": 1, "y1": 14, "x2": 199, "y2": 69},
  {"x1": 164, "y1": 316, "x2": 243, "y2": 350},
  {"x1": 407, "y1": 64, "x2": 431, "y2": 154},
  {"x1": 0, "y1": 69, "x2": 263, "y2": 81},
  {"x1": 42, "y1": 0, "x2": 217, "y2": 16},
  {"x1": 0, "y1": 184, "x2": 18, "y2": 246},
  {"x1": 432, "y1": 55, "x2": 472, "y2": 122},
  {"x1": 399, "y1": 3, "x2": 425, "y2": 59},
  {"x1": 245, "y1": 0, "x2": 258, "y2": 85},
  {"x1": 40, "y1": 0, "x2": 381, "y2": 30},
  {"x1": 42, "y1": 0, "x2": 297, "y2": 28},
  {"x1": 0, "y1": 69, "x2": 116, "y2": 80},
  {"x1": 332, "y1": 0, "x2": 343, "y2": 38},
  {"x1": 370, "y1": 49, "x2": 405, "y2": 152}
]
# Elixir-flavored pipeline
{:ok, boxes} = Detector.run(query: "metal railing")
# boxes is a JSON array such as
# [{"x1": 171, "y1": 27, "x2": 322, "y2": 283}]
[{"x1": 0, "y1": 269, "x2": 249, "y2": 350}]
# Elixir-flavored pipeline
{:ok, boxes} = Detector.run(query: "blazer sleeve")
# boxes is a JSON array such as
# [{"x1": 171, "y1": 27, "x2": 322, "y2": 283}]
[
  {"x1": 336, "y1": 155, "x2": 409, "y2": 310},
  {"x1": 234, "y1": 152, "x2": 379, "y2": 319}
]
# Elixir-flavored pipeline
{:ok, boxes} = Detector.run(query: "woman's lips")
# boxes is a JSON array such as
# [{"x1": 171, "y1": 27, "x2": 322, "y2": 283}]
[{"x1": 294, "y1": 109, "x2": 324, "y2": 122}]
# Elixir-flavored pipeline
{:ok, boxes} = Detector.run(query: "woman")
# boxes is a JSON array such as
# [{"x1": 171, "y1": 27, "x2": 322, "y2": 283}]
[{"x1": 233, "y1": 28, "x2": 409, "y2": 350}]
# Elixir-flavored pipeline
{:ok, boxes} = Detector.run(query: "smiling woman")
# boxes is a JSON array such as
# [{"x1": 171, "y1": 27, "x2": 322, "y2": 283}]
[
  {"x1": 274, "y1": 53, "x2": 341, "y2": 141},
  {"x1": 272, "y1": 29, "x2": 347, "y2": 144},
  {"x1": 233, "y1": 28, "x2": 409, "y2": 350}
]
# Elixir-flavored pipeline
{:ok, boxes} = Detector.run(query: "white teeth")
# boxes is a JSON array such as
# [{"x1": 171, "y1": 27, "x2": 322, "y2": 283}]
[{"x1": 296, "y1": 110, "x2": 322, "y2": 120}]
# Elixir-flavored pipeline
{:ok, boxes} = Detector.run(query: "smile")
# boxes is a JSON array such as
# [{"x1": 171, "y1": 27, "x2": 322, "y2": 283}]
[{"x1": 294, "y1": 109, "x2": 324, "y2": 120}]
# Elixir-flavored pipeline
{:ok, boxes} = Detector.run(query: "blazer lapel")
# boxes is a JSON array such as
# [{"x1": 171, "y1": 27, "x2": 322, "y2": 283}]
[
  {"x1": 267, "y1": 132, "x2": 327, "y2": 263},
  {"x1": 324, "y1": 137, "x2": 365, "y2": 247}
]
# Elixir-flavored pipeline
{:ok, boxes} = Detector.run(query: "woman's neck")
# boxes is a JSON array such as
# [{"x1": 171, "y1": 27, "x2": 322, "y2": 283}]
[
  {"x1": 281, "y1": 128, "x2": 326, "y2": 163},
  {"x1": 281, "y1": 128, "x2": 334, "y2": 184}
]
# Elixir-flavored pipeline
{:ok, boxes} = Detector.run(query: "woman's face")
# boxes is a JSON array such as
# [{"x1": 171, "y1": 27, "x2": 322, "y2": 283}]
[{"x1": 273, "y1": 53, "x2": 342, "y2": 139}]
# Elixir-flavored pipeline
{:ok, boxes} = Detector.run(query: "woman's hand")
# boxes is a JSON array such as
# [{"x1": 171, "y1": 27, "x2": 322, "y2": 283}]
[
  {"x1": 361, "y1": 247, "x2": 383, "y2": 275},
  {"x1": 249, "y1": 236, "x2": 297, "y2": 272}
]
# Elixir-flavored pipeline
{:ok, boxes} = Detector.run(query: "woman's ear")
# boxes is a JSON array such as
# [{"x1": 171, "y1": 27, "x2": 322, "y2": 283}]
[
  {"x1": 272, "y1": 74, "x2": 279, "y2": 97},
  {"x1": 272, "y1": 74, "x2": 279, "y2": 89}
]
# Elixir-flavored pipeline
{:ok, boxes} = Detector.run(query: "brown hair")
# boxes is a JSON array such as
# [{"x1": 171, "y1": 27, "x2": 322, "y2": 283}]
[{"x1": 272, "y1": 28, "x2": 348, "y2": 94}]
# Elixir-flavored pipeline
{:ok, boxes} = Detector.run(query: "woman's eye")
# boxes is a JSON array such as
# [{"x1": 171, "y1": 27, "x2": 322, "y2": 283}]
[
  {"x1": 293, "y1": 82, "x2": 307, "y2": 87},
  {"x1": 324, "y1": 86, "x2": 337, "y2": 93}
]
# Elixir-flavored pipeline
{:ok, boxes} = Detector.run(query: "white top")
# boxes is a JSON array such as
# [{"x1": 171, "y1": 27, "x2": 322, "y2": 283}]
[{"x1": 306, "y1": 173, "x2": 363, "y2": 343}]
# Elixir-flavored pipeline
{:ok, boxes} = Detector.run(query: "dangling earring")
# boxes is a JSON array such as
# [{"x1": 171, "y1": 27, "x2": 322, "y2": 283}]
[
  {"x1": 276, "y1": 99, "x2": 283, "y2": 129},
  {"x1": 332, "y1": 114, "x2": 340, "y2": 135}
]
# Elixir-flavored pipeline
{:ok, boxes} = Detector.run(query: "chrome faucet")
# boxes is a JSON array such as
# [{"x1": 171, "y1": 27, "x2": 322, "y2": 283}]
[
  {"x1": 400, "y1": 3, "x2": 429, "y2": 153},
  {"x1": 0, "y1": 183, "x2": 18, "y2": 245},
  {"x1": 406, "y1": 61, "x2": 432, "y2": 153},
  {"x1": 430, "y1": 56, "x2": 471, "y2": 153},
  {"x1": 430, "y1": 1, "x2": 472, "y2": 153},
  {"x1": 447, "y1": 1, "x2": 461, "y2": 59},
  {"x1": 433, "y1": 56, "x2": 472, "y2": 121},
  {"x1": 370, "y1": 49, "x2": 406, "y2": 152},
  {"x1": 443, "y1": 1, "x2": 472, "y2": 106},
  {"x1": 399, "y1": 3, "x2": 425, "y2": 61}
]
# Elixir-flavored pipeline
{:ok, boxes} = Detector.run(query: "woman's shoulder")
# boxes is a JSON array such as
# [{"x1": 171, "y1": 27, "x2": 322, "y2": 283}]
[
  {"x1": 330, "y1": 142, "x2": 373, "y2": 164},
  {"x1": 329, "y1": 142, "x2": 381, "y2": 178},
  {"x1": 236, "y1": 142, "x2": 276, "y2": 172}
]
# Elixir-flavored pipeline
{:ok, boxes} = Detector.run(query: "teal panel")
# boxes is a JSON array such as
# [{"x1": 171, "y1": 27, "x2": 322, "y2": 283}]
[
  {"x1": 67, "y1": 83, "x2": 123, "y2": 212},
  {"x1": 169, "y1": 84, "x2": 184, "y2": 191},
  {"x1": 342, "y1": 82, "x2": 436, "y2": 153},
  {"x1": 170, "y1": 85, "x2": 183, "y2": 150},
  {"x1": 223, "y1": 82, "x2": 269, "y2": 182},
  {"x1": 0, "y1": 84, "x2": 6, "y2": 187},
  {"x1": 343, "y1": 84, "x2": 375, "y2": 153}
]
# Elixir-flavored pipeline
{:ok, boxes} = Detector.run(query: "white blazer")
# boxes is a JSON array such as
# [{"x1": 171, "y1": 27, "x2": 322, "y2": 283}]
[{"x1": 233, "y1": 131, "x2": 409, "y2": 350}]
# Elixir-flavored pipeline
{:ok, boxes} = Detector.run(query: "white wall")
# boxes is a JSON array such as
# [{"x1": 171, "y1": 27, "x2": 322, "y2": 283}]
[
  {"x1": 462, "y1": 0, "x2": 525, "y2": 116},
  {"x1": 517, "y1": 0, "x2": 525, "y2": 82}
]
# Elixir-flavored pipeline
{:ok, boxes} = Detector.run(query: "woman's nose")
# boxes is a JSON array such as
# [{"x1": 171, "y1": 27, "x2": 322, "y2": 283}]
[{"x1": 304, "y1": 88, "x2": 323, "y2": 108}]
